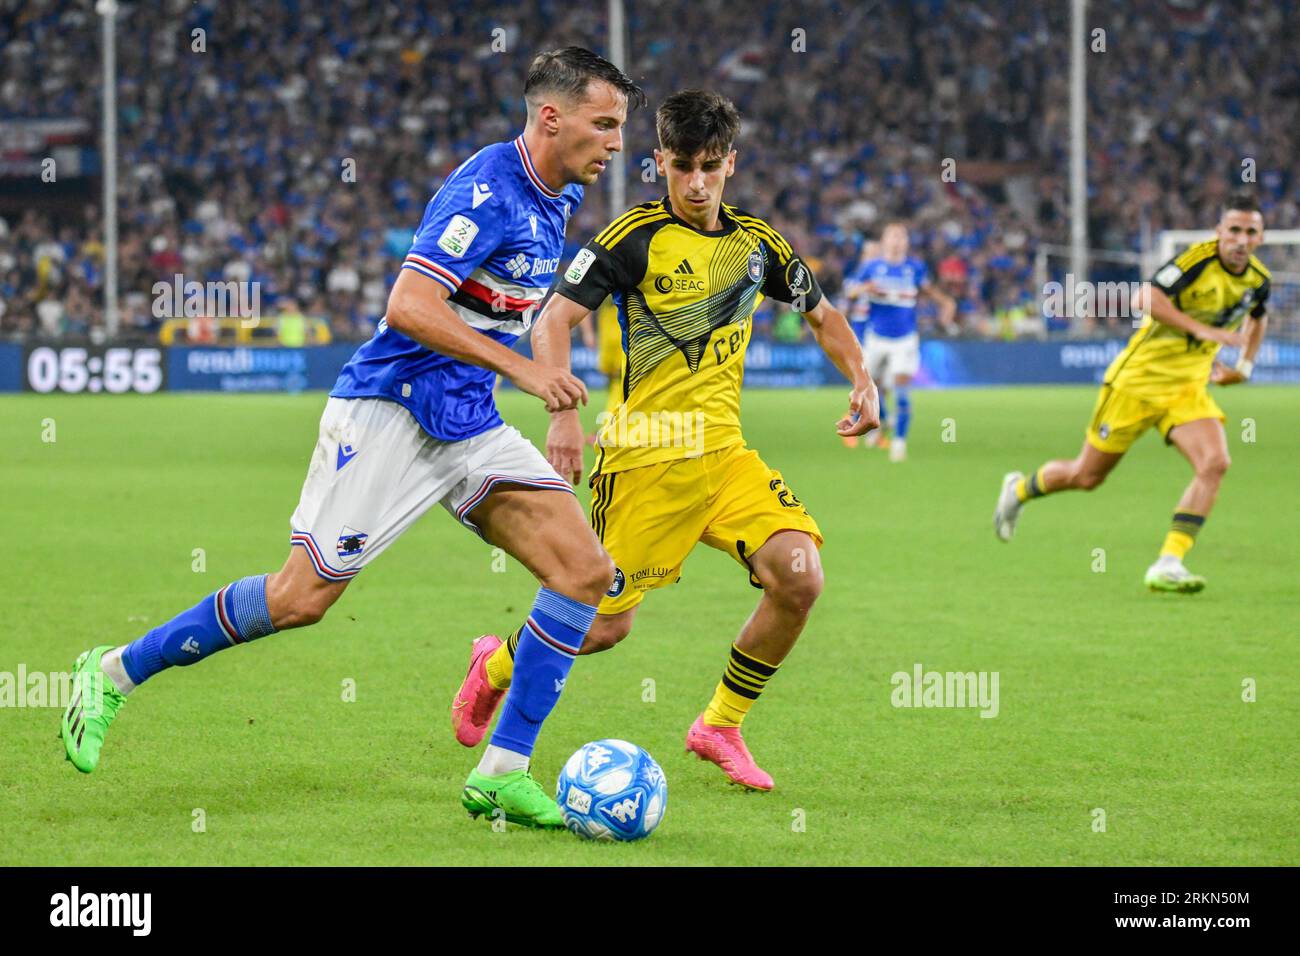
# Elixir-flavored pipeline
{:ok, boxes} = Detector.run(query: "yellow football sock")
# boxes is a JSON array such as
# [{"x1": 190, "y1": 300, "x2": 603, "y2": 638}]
[
  {"x1": 1160, "y1": 511, "x2": 1205, "y2": 560},
  {"x1": 703, "y1": 644, "x2": 779, "y2": 728},
  {"x1": 484, "y1": 628, "x2": 521, "y2": 690},
  {"x1": 1015, "y1": 466, "x2": 1049, "y2": 503},
  {"x1": 1160, "y1": 530, "x2": 1194, "y2": 560}
]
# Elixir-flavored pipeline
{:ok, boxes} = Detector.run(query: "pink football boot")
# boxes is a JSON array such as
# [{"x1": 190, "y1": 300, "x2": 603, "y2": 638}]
[
  {"x1": 450, "y1": 635, "x2": 505, "y2": 747},
  {"x1": 685, "y1": 714, "x2": 774, "y2": 791}
]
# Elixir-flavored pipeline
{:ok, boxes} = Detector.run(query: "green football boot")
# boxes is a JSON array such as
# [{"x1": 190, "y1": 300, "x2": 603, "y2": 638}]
[
  {"x1": 60, "y1": 645, "x2": 127, "y2": 773},
  {"x1": 462, "y1": 767, "x2": 565, "y2": 829},
  {"x1": 1144, "y1": 560, "x2": 1206, "y2": 594}
]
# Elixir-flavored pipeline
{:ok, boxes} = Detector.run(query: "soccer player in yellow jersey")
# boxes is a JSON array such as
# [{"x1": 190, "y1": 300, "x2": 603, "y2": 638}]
[
  {"x1": 451, "y1": 89, "x2": 879, "y2": 791},
  {"x1": 993, "y1": 193, "x2": 1270, "y2": 593}
]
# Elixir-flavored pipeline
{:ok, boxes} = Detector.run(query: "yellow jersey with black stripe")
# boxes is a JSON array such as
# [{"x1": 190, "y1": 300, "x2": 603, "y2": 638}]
[
  {"x1": 554, "y1": 197, "x2": 823, "y2": 474},
  {"x1": 1106, "y1": 239, "x2": 1270, "y2": 397}
]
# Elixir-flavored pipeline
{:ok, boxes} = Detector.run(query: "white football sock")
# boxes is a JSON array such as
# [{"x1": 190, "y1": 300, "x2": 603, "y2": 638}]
[
  {"x1": 477, "y1": 744, "x2": 528, "y2": 777},
  {"x1": 98, "y1": 646, "x2": 136, "y2": 695}
]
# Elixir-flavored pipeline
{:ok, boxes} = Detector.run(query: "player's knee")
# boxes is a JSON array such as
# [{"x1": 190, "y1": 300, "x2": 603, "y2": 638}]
[
  {"x1": 768, "y1": 564, "x2": 824, "y2": 616},
  {"x1": 1198, "y1": 452, "x2": 1231, "y2": 481},
  {"x1": 545, "y1": 549, "x2": 616, "y2": 607},
  {"x1": 1073, "y1": 465, "x2": 1107, "y2": 491},
  {"x1": 278, "y1": 595, "x2": 332, "y2": 629},
  {"x1": 580, "y1": 614, "x2": 632, "y2": 654},
  {"x1": 269, "y1": 579, "x2": 338, "y2": 630}
]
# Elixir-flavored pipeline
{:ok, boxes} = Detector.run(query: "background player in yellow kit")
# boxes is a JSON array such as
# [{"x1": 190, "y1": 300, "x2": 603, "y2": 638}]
[
  {"x1": 993, "y1": 193, "x2": 1270, "y2": 593},
  {"x1": 578, "y1": 296, "x2": 625, "y2": 441},
  {"x1": 454, "y1": 89, "x2": 878, "y2": 791}
]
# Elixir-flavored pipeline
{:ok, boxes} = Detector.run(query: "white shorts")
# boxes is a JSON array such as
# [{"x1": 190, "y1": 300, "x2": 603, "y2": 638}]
[
  {"x1": 865, "y1": 331, "x2": 920, "y2": 385},
  {"x1": 289, "y1": 397, "x2": 572, "y2": 581}
]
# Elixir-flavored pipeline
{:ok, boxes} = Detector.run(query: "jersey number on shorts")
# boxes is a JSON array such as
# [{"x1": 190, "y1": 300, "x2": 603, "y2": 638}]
[{"x1": 770, "y1": 477, "x2": 802, "y2": 509}]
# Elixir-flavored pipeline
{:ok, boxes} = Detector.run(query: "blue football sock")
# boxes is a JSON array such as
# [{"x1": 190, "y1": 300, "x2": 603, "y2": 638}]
[
  {"x1": 489, "y1": 587, "x2": 597, "y2": 759},
  {"x1": 896, "y1": 386, "x2": 912, "y2": 440},
  {"x1": 120, "y1": 575, "x2": 277, "y2": 686}
]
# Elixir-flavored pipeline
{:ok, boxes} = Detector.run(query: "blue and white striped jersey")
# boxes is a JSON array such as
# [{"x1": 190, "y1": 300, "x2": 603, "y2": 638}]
[{"x1": 331, "y1": 136, "x2": 583, "y2": 441}]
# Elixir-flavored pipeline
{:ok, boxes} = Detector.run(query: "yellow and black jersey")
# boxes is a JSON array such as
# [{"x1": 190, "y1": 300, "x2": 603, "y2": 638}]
[
  {"x1": 554, "y1": 197, "x2": 823, "y2": 474},
  {"x1": 1106, "y1": 239, "x2": 1270, "y2": 397}
]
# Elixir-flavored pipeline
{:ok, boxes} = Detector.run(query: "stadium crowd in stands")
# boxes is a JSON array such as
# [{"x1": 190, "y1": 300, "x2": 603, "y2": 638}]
[{"x1": 1, "y1": 0, "x2": 1296, "y2": 343}]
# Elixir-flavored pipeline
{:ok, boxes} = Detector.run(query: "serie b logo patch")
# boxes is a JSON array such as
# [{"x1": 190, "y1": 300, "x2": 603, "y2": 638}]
[{"x1": 565, "y1": 248, "x2": 596, "y2": 284}]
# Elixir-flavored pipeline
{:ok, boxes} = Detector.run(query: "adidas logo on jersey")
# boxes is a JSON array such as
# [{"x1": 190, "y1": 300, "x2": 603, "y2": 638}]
[{"x1": 657, "y1": 258, "x2": 706, "y2": 294}]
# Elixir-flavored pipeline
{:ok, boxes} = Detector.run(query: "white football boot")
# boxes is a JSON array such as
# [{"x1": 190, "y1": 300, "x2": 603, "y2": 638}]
[
  {"x1": 1144, "y1": 554, "x2": 1206, "y2": 593},
  {"x1": 993, "y1": 471, "x2": 1024, "y2": 542}
]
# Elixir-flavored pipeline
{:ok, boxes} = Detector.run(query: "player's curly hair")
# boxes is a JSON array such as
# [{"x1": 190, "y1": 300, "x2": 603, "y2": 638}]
[
  {"x1": 524, "y1": 47, "x2": 646, "y2": 112},
  {"x1": 655, "y1": 90, "x2": 741, "y2": 159}
]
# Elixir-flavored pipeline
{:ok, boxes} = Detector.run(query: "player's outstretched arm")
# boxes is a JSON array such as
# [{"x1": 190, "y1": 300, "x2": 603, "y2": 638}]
[
  {"x1": 385, "y1": 269, "x2": 587, "y2": 412},
  {"x1": 1143, "y1": 285, "x2": 1246, "y2": 349},
  {"x1": 803, "y1": 297, "x2": 880, "y2": 436},
  {"x1": 533, "y1": 292, "x2": 597, "y2": 484}
]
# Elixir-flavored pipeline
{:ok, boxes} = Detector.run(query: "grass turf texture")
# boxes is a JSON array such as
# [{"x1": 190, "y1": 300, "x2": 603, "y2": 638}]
[{"x1": 1, "y1": 385, "x2": 1296, "y2": 866}]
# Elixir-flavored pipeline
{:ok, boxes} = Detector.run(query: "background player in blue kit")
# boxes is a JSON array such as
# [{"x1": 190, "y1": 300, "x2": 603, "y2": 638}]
[
  {"x1": 844, "y1": 241, "x2": 880, "y2": 344},
  {"x1": 59, "y1": 47, "x2": 645, "y2": 830},
  {"x1": 843, "y1": 223, "x2": 956, "y2": 461}
]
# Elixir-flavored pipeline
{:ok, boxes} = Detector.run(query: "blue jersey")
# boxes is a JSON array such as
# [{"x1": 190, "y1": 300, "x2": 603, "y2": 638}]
[
  {"x1": 331, "y1": 136, "x2": 583, "y2": 441},
  {"x1": 854, "y1": 256, "x2": 927, "y2": 338}
]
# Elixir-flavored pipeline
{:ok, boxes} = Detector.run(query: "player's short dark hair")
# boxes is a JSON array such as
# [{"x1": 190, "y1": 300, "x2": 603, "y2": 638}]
[
  {"x1": 655, "y1": 90, "x2": 741, "y2": 159},
  {"x1": 524, "y1": 47, "x2": 645, "y2": 113},
  {"x1": 1222, "y1": 191, "x2": 1262, "y2": 216}
]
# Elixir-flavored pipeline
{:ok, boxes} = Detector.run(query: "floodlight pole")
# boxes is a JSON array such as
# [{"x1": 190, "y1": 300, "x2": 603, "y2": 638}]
[
  {"x1": 99, "y1": 0, "x2": 120, "y2": 337},
  {"x1": 1069, "y1": 0, "x2": 1088, "y2": 333},
  {"x1": 608, "y1": 0, "x2": 627, "y2": 218}
]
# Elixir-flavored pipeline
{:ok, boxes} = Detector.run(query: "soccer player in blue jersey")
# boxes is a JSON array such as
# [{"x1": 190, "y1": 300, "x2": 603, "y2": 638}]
[
  {"x1": 843, "y1": 223, "x2": 955, "y2": 461},
  {"x1": 59, "y1": 47, "x2": 645, "y2": 830}
]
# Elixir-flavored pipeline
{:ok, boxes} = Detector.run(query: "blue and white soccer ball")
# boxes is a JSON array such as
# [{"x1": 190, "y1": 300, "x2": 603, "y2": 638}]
[{"x1": 556, "y1": 739, "x2": 667, "y2": 841}]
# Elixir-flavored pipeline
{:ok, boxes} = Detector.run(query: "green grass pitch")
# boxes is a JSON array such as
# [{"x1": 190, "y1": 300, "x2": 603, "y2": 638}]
[{"x1": 1, "y1": 384, "x2": 1296, "y2": 866}]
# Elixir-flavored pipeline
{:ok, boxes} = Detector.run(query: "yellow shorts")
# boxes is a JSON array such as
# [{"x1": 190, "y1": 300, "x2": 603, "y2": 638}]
[
  {"x1": 590, "y1": 442, "x2": 823, "y2": 615},
  {"x1": 1085, "y1": 383, "x2": 1225, "y2": 454}
]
